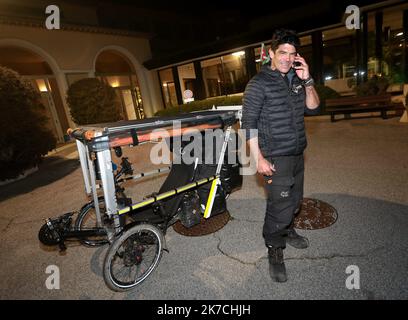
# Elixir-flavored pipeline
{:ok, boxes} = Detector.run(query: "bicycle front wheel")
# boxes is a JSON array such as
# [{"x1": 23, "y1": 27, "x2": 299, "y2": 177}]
[
  {"x1": 103, "y1": 223, "x2": 164, "y2": 292},
  {"x1": 75, "y1": 198, "x2": 109, "y2": 247}
]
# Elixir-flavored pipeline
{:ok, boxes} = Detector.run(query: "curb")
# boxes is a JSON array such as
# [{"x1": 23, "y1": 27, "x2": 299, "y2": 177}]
[{"x1": 46, "y1": 141, "x2": 76, "y2": 157}]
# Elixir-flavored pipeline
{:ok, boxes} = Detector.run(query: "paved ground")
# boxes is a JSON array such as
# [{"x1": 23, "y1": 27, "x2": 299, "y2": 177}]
[{"x1": 0, "y1": 115, "x2": 407, "y2": 300}]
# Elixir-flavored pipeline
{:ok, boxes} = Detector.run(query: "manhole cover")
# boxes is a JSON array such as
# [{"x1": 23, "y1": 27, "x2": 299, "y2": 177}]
[
  {"x1": 294, "y1": 198, "x2": 337, "y2": 230},
  {"x1": 173, "y1": 211, "x2": 231, "y2": 236}
]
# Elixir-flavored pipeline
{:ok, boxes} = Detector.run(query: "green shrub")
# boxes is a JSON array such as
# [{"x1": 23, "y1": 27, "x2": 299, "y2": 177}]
[
  {"x1": 0, "y1": 66, "x2": 56, "y2": 181},
  {"x1": 155, "y1": 86, "x2": 341, "y2": 117},
  {"x1": 67, "y1": 78, "x2": 122, "y2": 125},
  {"x1": 154, "y1": 95, "x2": 243, "y2": 117}
]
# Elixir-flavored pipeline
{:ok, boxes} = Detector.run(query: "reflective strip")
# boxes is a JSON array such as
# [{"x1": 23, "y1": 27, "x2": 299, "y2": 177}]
[
  {"x1": 119, "y1": 207, "x2": 131, "y2": 215},
  {"x1": 132, "y1": 199, "x2": 155, "y2": 209},
  {"x1": 156, "y1": 190, "x2": 176, "y2": 201},
  {"x1": 177, "y1": 182, "x2": 198, "y2": 193},
  {"x1": 117, "y1": 175, "x2": 218, "y2": 215},
  {"x1": 203, "y1": 178, "x2": 219, "y2": 219}
]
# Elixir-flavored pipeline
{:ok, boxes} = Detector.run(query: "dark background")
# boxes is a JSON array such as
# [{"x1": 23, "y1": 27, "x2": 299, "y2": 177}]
[{"x1": 64, "y1": 0, "x2": 387, "y2": 61}]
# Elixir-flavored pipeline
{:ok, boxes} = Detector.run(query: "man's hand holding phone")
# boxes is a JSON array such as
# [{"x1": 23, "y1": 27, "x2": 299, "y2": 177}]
[{"x1": 293, "y1": 53, "x2": 310, "y2": 80}]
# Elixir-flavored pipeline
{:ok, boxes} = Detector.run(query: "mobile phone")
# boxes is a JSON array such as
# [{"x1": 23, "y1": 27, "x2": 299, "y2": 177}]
[{"x1": 294, "y1": 53, "x2": 301, "y2": 67}]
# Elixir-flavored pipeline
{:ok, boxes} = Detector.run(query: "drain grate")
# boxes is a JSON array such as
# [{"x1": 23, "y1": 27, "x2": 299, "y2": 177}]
[
  {"x1": 173, "y1": 211, "x2": 231, "y2": 236},
  {"x1": 294, "y1": 198, "x2": 338, "y2": 230}
]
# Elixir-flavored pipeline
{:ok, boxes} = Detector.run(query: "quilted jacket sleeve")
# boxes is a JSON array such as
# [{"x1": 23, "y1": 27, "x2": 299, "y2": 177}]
[{"x1": 241, "y1": 76, "x2": 265, "y2": 141}]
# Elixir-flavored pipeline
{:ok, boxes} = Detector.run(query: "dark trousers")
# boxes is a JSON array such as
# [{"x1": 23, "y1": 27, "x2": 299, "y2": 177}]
[{"x1": 262, "y1": 154, "x2": 304, "y2": 248}]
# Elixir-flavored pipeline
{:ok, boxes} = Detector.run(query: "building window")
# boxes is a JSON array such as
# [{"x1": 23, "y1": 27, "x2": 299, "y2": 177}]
[
  {"x1": 322, "y1": 26, "x2": 357, "y2": 95},
  {"x1": 159, "y1": 68, "x2": 178, "y2": 108},
  {"x1": 381, "y1": 6, "x2": 405, "y2": 83},
  {"x1": 299, "y1": 35, "x2": 313, "y2": 74},
  {"x1": 95, "y1": 50, "x2": 145, "y2": 120},
  {"x1": 201, "y1": 51, "x2": 248, "y2": 98},
  {"x1": 201, "y1": 57, "x2": 221, "y2": 97},
  {"x1": 97, "y1": 74, "x2": 145, "y2": 120},
  {"x1": 177, "y1": 63, "x2": 196, "y2": 103}
]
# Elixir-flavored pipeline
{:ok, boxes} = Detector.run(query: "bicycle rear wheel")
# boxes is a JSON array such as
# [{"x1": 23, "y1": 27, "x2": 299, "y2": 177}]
[{"x1": 103, "y1": 223, "x2": 164, "y2": 292}]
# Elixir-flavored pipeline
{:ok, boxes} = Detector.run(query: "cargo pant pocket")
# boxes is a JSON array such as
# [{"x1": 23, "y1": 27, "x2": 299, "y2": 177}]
[{"x1": 264, "y1": 176, "x2": 295, "y2": 202}]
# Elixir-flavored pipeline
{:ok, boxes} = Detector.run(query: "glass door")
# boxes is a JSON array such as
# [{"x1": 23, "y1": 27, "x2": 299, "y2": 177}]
[
  {"x1": 121, "y1": 89, "x2": 137, "y2": 120},
  {"x1": 118, "y1": 86, "x2": 145, "y2": 120}
]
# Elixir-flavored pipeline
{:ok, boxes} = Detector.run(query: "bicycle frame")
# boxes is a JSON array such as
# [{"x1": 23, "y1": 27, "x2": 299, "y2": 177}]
[
  {"x1": 39, "y1": 110, "x2": 242, "y2": 290},
  {"x1": 71, "y1": 110, "x2": 240, "y2": 240}
]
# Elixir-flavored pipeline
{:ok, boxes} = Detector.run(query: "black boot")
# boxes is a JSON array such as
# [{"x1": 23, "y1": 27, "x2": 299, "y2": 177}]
[
  {"x1": 268, "y1": 246, "x2": 287, "y2": 282},
  {"x1": 287, "y1": 228, "x2": 309, "y2": 249}
]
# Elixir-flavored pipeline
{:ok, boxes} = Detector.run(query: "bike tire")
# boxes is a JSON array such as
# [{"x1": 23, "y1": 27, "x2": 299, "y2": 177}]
[
  {"x1": 38, "y1": 223, "x2": 59, "y2": 246},
  {"x1": 74, "y1": 198, "x2": 109, "y2": 247},
  {"x1": 103, "y1": 223, "x2": 164, "y2": 292}
]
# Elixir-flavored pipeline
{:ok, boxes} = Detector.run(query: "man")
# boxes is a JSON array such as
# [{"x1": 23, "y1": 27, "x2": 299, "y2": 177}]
[{"x1": 241, "y1": 29, "x2": 320, "y2": 282}]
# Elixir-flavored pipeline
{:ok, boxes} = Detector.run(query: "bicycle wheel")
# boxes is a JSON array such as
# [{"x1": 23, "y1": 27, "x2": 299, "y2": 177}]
[
  {"x1": 38, "y1": 222, "x2": 59, "y2": 246},
  {"x1": 103, "y1": 223, "x2": 164, "y2": 292},
  {"x1": 75, "y1": 198, "x2": 109, "y2": 247}
]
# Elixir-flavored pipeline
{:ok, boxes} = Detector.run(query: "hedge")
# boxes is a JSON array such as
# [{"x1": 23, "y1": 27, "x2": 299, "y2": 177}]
[
  {"x1": 154, "y1": 85, "x2": 340, "y2": 117},
  {"x1": 154, "y1": 95, "x2": 243, "y2": 117}
]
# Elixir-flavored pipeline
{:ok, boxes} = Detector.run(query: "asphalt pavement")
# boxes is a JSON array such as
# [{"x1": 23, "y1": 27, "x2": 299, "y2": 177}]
[{"x1": 0, "y1": 115, "x2": 407, "y2": 300}]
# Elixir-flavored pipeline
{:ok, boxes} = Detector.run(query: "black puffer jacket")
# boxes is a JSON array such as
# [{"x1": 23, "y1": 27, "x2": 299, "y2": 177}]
[{"x1": 242, "y1": 65, "x2": 307, "y2": 158}]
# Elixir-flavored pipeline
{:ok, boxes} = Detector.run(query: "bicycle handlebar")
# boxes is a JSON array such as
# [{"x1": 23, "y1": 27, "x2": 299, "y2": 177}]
[{"x1": 67, "y1": 128, "x2": 95, "y2": 141}]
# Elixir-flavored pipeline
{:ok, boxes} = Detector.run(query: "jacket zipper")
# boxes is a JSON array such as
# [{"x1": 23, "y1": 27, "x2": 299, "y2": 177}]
[
  {"x1": 291, "y1": 98, "x2": 299, "y2": 154},
  {"x1": 283, "y1": 75, "x2": 300, "y2": 154},
  {"x1": 288, "y1": 89, "x2": 299, "y2": 154}
]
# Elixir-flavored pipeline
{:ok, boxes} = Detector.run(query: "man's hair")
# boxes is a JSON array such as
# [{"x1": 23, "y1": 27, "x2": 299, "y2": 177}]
[{"x1": 270, "y1": 29, "x2": 300, "y2": 51}]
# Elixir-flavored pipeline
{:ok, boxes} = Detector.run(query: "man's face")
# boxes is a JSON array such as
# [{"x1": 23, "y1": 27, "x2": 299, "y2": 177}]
[{"x1": 269, "y1": 43, "x2": 297, "y2": 74}]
